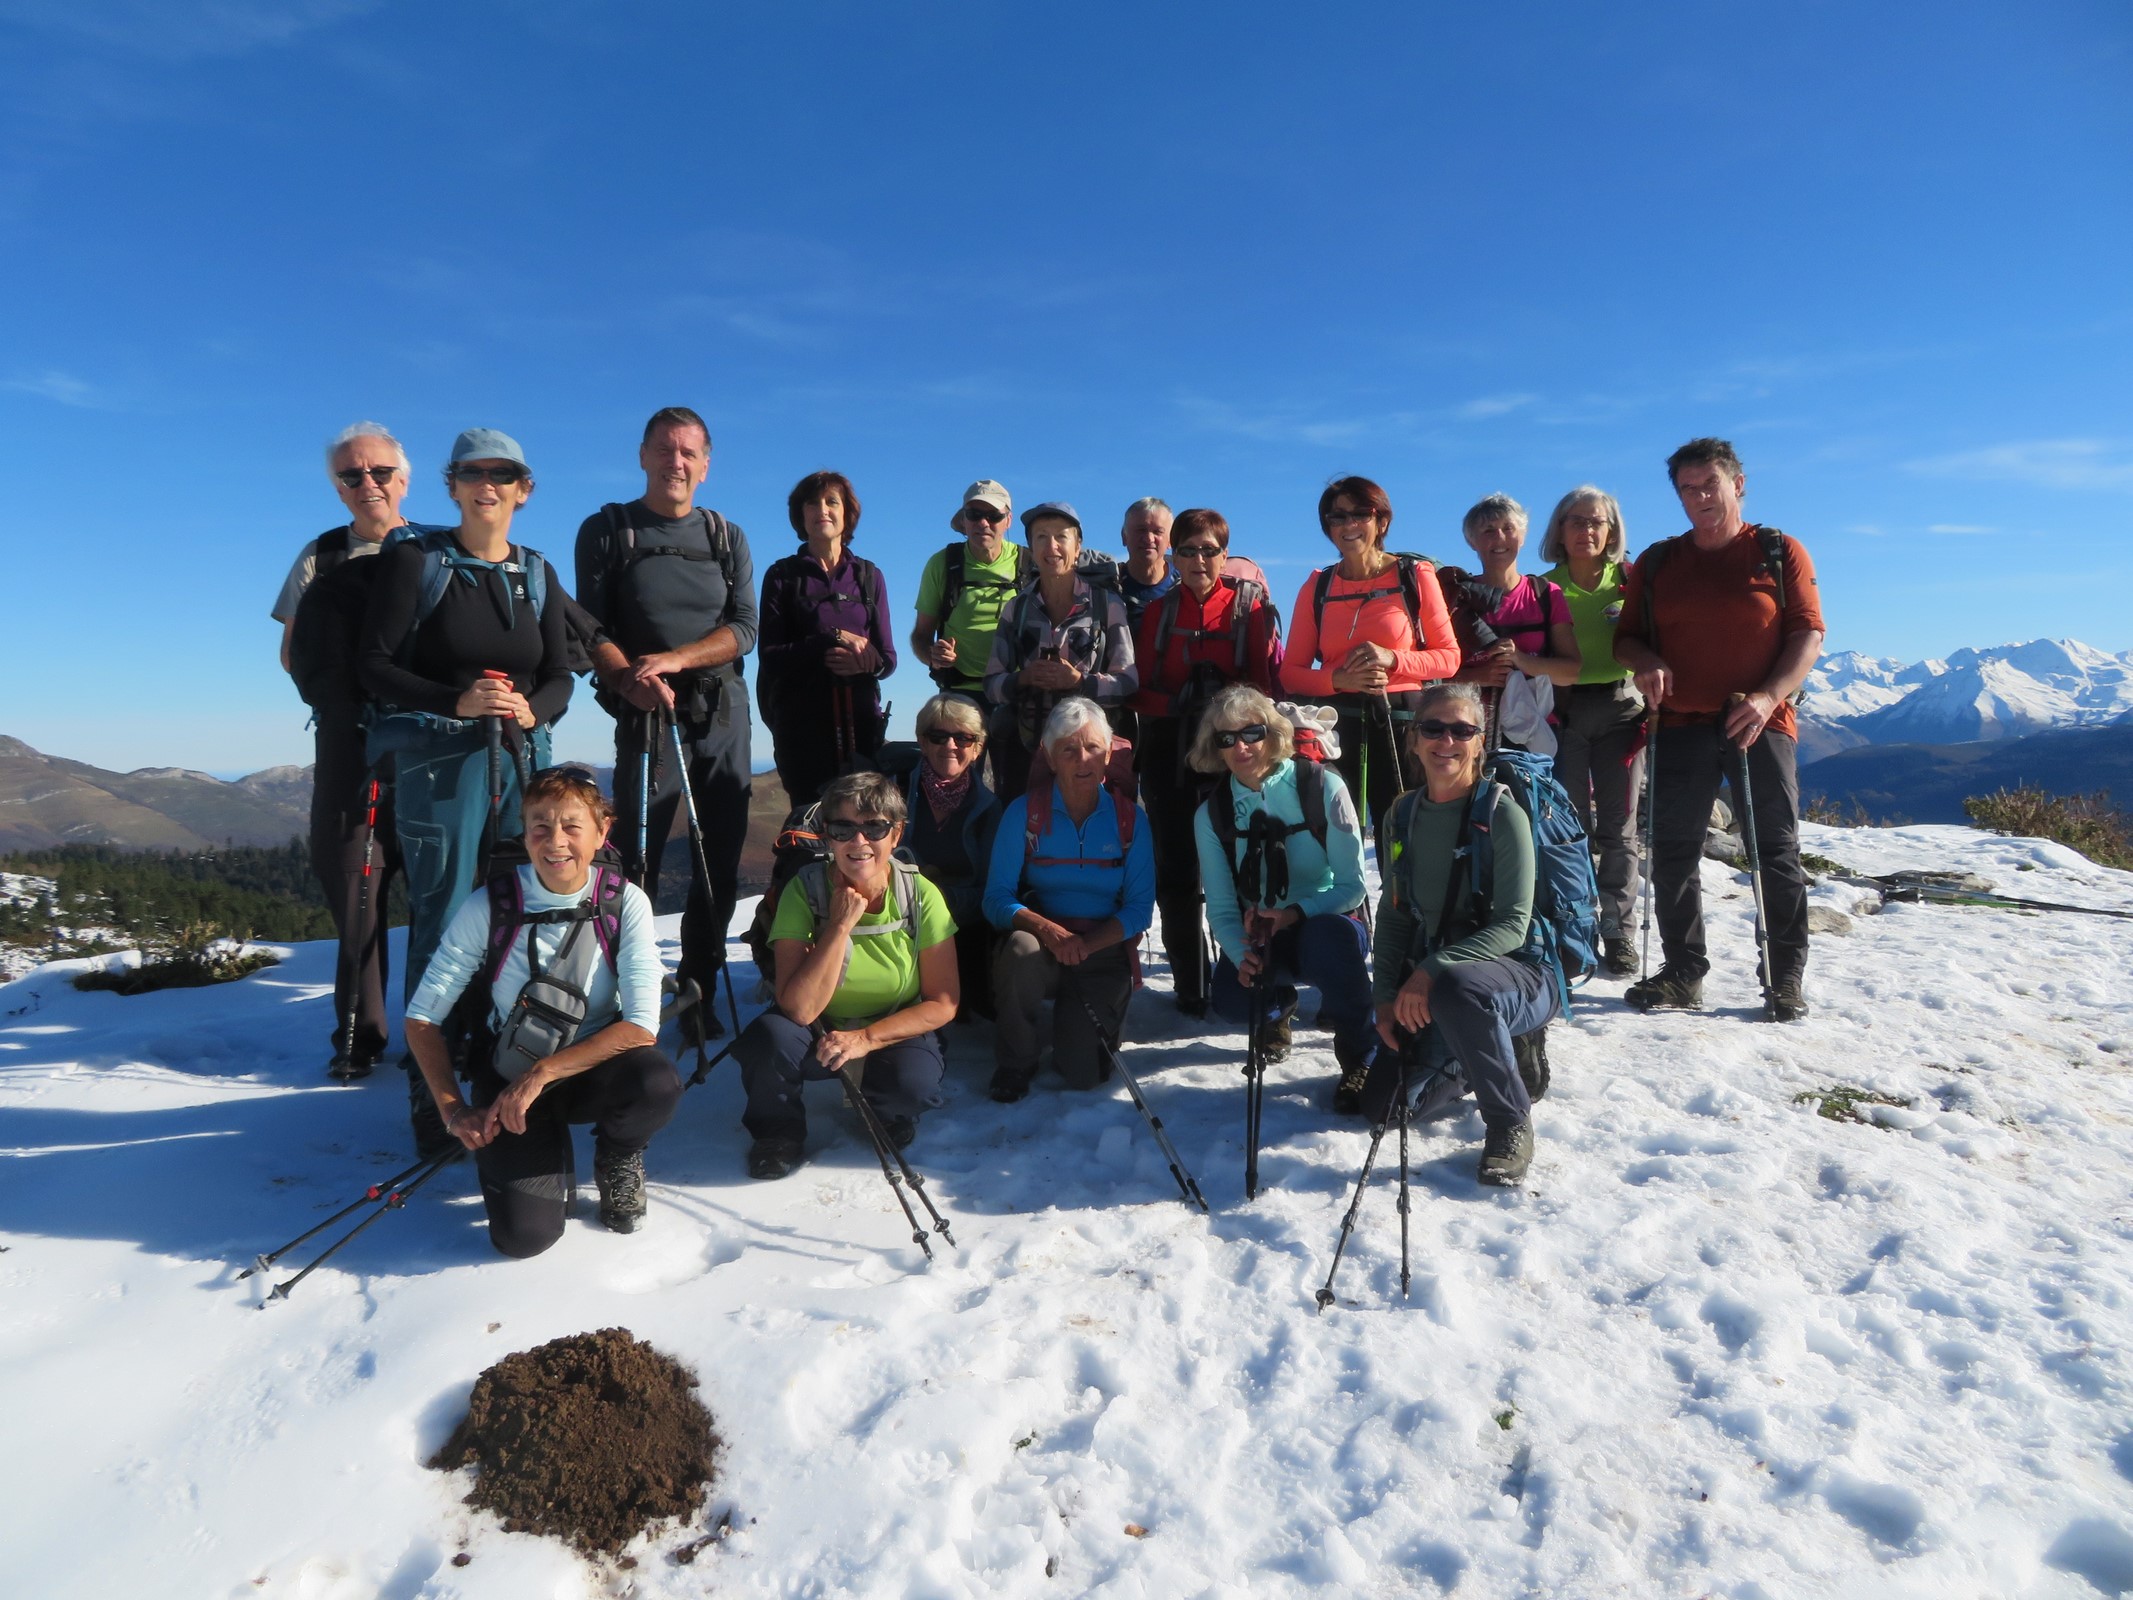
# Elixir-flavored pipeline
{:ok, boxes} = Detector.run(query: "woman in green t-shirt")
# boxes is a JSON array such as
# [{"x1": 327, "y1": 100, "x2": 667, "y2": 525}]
[
  {"x1": 1540, "y1": 486, "x2": 1644, "y2": 977},
  {"x1": 733, "y1": 770, "x2": 960, "y2": 1179}
]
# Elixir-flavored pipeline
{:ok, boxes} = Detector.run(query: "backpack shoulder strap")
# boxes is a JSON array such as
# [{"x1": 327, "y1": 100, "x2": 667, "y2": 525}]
[
  {"x1": 940, "y1": 541, "x2": 967, "y2": 617},
  {"x1": 1227, "y1": 577, "x2": 1264, "y2": 672},
  {"x1": 1393, "y1": 553, "x2": 1430, "y2": 641},
  {"x1": 1755, "y1": 524, "x2": 1789, "y2": 613},
  {"x1": 1021, "y1": 784, "x2": 1053, "y2": 870},
  {"x1": 1296, "y1": 757, "x2": 1329, "y2": 851},
  {"x1": 1381, "y1": 789, "x2": 1420, "y2": 907},
  {"x1": 1635, "y1": 536, "x2": 1682, "y2": 646},
  {"x1": 851, "y1": 553, "x2": 882, "y2": 649},
  {"x1": 700, "y1": 508, "x2": 740, "y2": 591},
  {"x1": 512, "y1": 544, "x2": 548, "y2": 618},
  {"x1": 1152, "y1": 584, "x2": 1185, "y2": 662},
  {"x1": 315, "y1": 526, "x2": 352, "y2": 572},
  {"x1": 589, "y1": 865, "x2": 625, "y2": 971},
  {"x1": 412, "y1": 542, "x2": 454, "y2": 631},
  {"x1": 1311, "y1": 567, "x2": 1334, "y2": 653},
  {"x1": 795, "y1": 860, "x2": 830, "y2": 927},
  {"x1": 1111, "y1": 785, "x2": 1137, "y2": 851},
  {"x1": 479, "y1": 868, "x2": 525, "y2": 988},
  {"x1": 889, "y1": 857, "x2": 924, "y2": 942}
]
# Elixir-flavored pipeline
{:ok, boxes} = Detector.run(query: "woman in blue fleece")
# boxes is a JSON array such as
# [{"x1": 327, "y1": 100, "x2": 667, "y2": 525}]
[
  {"x1": 405, "y1": 767, "x2": 679, "y2": 1256},
  {"x1": 983, "y1": 697, "x2": 1155, "y2": 1103},
  {"x1": 1191, "y1": 684, "x2": 1378, "y2": 1110}
]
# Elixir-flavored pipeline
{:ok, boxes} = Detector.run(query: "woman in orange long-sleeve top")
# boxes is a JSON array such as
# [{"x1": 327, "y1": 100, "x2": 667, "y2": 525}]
[{"x1": 1280, "y1": 475, "x2": 1461, "y2": 829}]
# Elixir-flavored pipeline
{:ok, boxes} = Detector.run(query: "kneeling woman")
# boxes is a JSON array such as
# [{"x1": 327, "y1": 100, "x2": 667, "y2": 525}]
[
  {"x1": 1191, "y1": 685, "x2": 1377, "y2": 1107},
  {"x1": 407, "y1": 768, "x2": 680, "y2": 1256},
  {"x1": 902, "y1": 693, "x2": 1003, "y2": 1018},
  {"x1": 1372, "y1": 682, "x2": 1556, "y2": 1187},
  {"x1": 735, "y1": 770, "x2": 959, "y2": 1180},
  {"x1": 982, "y1": 697, "x2": 1155, "y2": 1102}
]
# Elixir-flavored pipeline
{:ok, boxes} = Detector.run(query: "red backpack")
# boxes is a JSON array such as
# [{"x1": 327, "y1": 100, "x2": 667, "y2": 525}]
[{"x1": 1022, "y1": 735, "x2": 1139, "y2": 870}]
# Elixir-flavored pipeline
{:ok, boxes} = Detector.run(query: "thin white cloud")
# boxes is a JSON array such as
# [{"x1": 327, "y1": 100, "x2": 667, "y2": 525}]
[
  {"x1": 1847, "y1": 523, "x2": 1886, "y2": 537},
  {"x1": 1927, "y1": 523, "x2": 1996, "y2": 535},
  {"x1": 1906, "y1": 439, "x2": 2133, "y2": 491},
  {"x1": 5, "y1": 369, "x2": 100, "y2": 407},
  {"x1": 1455, "y1": 393, "x2": 1537, "y2": 420},
  {"x1": 0, "y1": 0, "x2": 375, "y2": 61}
]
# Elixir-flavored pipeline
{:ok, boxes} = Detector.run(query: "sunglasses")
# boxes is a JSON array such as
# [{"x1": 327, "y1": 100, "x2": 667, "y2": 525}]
[
  {"x1": 334, "y1": 466, "x2": 399, "y2": 488},
  {"x1": 452, "y1": 464, "x2": 528, "y2": 485},
  {"x1": 922, "y1": 728, "x2": 981, "y2": 747},
  {"x1": 1324, "y1": 509, "x2": 1376, "y2": 528},
  {"x1": 824, "y1": 817, "x2": 896, "y2": 843},
  {"x1": 962, "y1": 506, "x2": 1005, "y2": 525},
  {"x1": 1213, "y1": 723, "x2": 1270, "y2": 749},
  {"x1": 1416, "y1": 719, "x2": 1482, "y2": 742},
  {"x1": 1175, "y1": 543, "x2": 1224, "y2": 560}
]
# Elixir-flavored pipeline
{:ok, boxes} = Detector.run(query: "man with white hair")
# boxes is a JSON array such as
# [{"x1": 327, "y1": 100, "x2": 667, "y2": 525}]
[
  {"x1": 270, "y1": 422, "x2": 422, "y2": 1080},
  {"x1": 1116, "y1": 496, "x2": 1176, "y2": 628}
]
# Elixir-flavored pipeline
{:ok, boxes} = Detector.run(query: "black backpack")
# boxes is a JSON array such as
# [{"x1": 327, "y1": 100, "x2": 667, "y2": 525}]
[
  {"x1": 1204, "y1": 757, "x2": 1335, "y2": 907},
  {"x1": 1308, "y1": 553, "x2": 1437, "y2": 661},
  {"x1": 757, "y1": 550, "x2": 885, "y2": 729},
  {"x1": 287, "y1": 523, "x2": 444, "y2": 716}
]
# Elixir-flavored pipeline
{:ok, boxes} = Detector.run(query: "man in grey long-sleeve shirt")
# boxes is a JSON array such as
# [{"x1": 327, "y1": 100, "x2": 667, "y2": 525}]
[{"x1": 574, "y1": 406, "x2": 758, "y2": 1016}]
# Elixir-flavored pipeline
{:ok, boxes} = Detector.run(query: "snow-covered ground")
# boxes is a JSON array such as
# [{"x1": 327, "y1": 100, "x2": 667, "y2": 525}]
[{"x1": 4, "y1": 823, "x2": 2132, "y2": 1599}]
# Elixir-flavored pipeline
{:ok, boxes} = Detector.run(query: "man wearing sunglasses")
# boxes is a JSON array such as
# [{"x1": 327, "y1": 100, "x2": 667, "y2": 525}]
[
  {"x1": 269, "y1": 422, "x2": 425, "y2": 1081},
  {"x1": 911, "y1": 480, "x2": 1024, "y2": 699}
]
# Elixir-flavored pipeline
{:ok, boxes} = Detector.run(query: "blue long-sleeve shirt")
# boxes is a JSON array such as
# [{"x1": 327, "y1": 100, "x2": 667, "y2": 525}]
[
  {"x1": 1193, "y1": 759, "x2": 1367, "y2": 967},
  {"x1": 407, "y1": 866, "x2": 664, "y2": 1033},
  {"x1": 983, "y1": 784, "x2": 1155, "y2": 938}
]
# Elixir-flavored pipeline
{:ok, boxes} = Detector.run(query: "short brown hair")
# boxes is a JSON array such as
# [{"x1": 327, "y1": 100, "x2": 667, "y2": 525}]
[
  {"x1": 1171, "y1": 507, "x2": 1231, "y2": 552},
  {"x1": 1666, "y1": 437, "x2": 1743, "y2": 486},
  {"x1": 521, "y1": 765, "x2": 615, "y2": 828},
  {"x1": 820, "y1": 769, "x2": 907, "y2": 827},
  {"x1": 786, "y1": 470, "x2": 863, "y2": 542},
  {"x1": 1317, "y1": 475, "x2": 1392, "y2": 537},
  {"x1": 642, "y1": 406, "x2": 710, "y2": 448}
]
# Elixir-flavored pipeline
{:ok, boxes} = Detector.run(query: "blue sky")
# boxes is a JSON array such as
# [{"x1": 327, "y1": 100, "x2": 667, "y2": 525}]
[{"x1": 2, "y1": 0, "x2": 2128, "y2": 775}]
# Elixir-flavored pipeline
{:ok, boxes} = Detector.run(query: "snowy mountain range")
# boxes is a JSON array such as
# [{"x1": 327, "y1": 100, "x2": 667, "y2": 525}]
[{"x1": 1796, "y1": 638, "x2": 2133, "y2": 762}]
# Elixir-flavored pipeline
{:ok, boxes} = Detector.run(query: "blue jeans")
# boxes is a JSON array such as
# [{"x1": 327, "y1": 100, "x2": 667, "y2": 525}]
[{"x1": 1211, "y1": 910, "x2": 1377, "y2": 1069}]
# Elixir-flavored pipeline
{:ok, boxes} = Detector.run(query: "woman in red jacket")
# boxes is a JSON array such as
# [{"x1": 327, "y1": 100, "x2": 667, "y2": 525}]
[
  {"x1": 1279, "y1": 476, "x2": 1461, "y2": 829},
  {"x1": 1127, "y1": 508, "x2": 1282, "y2": 1014}
]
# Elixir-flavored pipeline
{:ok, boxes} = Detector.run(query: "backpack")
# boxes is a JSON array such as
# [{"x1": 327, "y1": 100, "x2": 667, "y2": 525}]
[
  {"x1": 596, "y1": 502, "x2": 747, "y2": 685},
  {"x1": 1205, "y1": 757, "x2": 1335, "y2": 908},
  {"x1": 452, "y1": 837, "x2": 629, "y2": 1044},
  {"x1": 791, "y1": 857, "x2": 926, "y2": 987},
  {"x1": 937, "y1": 539, "x2": 1027, "y2": 621},
  {"x1": 288, "y1": 522, "x2": 449, "y2": 715},
  {"x1": 1383, "y1": 748, "x2": 1601, "y2": 1006},
  {"x1": 1633, "y1": 525, "x2": 1797, "y2": 705},
  {"x1": 1150, "y1": 574, "x2": 1274, "y2": 684},
  {"x1": 1309, "y1": 552, "x2": 1437, "y2": 662},
  {"x1": 1022, "y1": 735, "x2": 1139, "y2": 872},
  {"x1": 758, "y1": 550, "x2": 884, "y2": 729},
  {"x1": 744, "y1": 801, "x2": 829, "y2": 978}
]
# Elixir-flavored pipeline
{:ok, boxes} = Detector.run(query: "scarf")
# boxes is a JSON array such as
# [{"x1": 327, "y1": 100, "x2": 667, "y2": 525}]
[{"x1": 920, "y1": 763, "x2": 973, "y2": 825}]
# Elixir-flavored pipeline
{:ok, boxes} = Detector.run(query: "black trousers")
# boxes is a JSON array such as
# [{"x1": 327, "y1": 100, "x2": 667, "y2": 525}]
[
  {"x1": 1650, "y1": 724, "x2": 1808, "y2": 986},
  {"x1": 613, "y1": 687, "x2": 751, "y2": 991},
  {"x1": 770, "y1": 684, "x2": 885, "y2": 810},
  {"x1": 1135, "y1": 716, "x2": 1214, "y2": 1005},
  {"x1": 309, "y1": 719, "x2": 400, "y2": 1060},
  {"x1": 1326, "y1": 693, "x2": 1421, "y2": 836},
  {"x1": 467, "y1": 1044, "x2": 683, "y2": 1259}
]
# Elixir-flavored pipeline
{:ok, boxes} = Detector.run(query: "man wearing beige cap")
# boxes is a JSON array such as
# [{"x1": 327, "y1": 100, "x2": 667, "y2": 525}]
[{"x1": 910, "y1": 479, "x2": 1026, "y2": 700}]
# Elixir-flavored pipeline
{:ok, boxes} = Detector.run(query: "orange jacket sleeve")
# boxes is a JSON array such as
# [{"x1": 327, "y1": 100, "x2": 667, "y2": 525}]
[
  {"x1": 1279, "y1": 570, "x2": 1335, "y2": 696},
  {"x1": 1391, "y1": 562, "x2": 1462, "y2": 683}
]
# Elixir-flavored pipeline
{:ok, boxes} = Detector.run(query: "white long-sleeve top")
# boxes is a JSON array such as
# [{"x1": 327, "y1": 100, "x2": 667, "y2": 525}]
[{"x1": 406, "y1": 865, "x2": 663, "y2": 1033}]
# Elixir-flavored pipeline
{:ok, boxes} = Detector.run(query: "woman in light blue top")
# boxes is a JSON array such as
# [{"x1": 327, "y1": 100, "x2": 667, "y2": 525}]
[
  {"x1": 406, "y1": 767, "x2": 679, "y2": 1256},
  {"x1": 984, "y1": 697, "x2": 1154, "y2": 1102},
  {"x1": 1191, "y1": 683, "x2": 1378, "y2": 1109}
]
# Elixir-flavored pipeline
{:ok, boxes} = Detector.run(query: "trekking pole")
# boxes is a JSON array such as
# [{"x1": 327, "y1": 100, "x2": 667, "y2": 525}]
[
  {"x1": 635, "y1": 707, "x2": 655, "y2": 891},
  {"x1": 1243, "y1": 949, "x2": 1267, "y2": 1202},
  {"x1": 817, "y1": 1026, "x2": 957, "y2": 1255},
  {"x1": 1078, "y1": 997, "x2": 1210, "y2": 1212},
  {"x1": 1315, "y1": 1101, "x2": 1391, "y2": 1312},
  {"x1": 1725, "y1": 697, "x2": 1778, "y2": 1008},
  {"x1": 1371, "y1": 691, "x2": 1407, "y2": 802},
  {"x1": 238, "y1": 1150, "x2": 434, "y2": 1279},
  {"x1": 1638, "y1": 711, "x2": 1658, "y2": 983},
  {"x1": 1395, "y1": 1046, "x2": 1412, "y2": 1299},
  {"x1": 666, "y1": 717, "x2": 742, "y2": 1048},
  {"x1": 258, "y1": 1147, "x2": 465, "y2": 1304},
  {"x1": 331, "y1": 775, "x2": 382, "y2": 1080}
]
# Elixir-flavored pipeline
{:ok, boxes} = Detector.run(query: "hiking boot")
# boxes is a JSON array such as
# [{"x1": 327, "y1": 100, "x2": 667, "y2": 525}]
[
  {"x1": 1766, "y1": 979, "x2": 1809, "y2": 1023},
  {"x1": 1258, "y1": 994, "x2": 1300, "y2": 1065},
  {"x1": 1175, "y1": 993, "x2": 1209, "y2": 1021},
  {"x1": 988, "y1": 1070, "x2": 1034, "y2": 1105},
  {"x1": 746, "y1": 1137, "x2": 805, "y2": 1180},
  {"x1": 1513, "y1": 1028, "x2": 1551, "y2": 1102},
  {"x1": 327, "y1": 1049, "x2": 376, "y2": 1082},
  {"x1": 1601, "y1": 937, "x2": 1637, "y2": 977},
  {"x1": 1477, "y1": 1119, "x2": 1534, "y2": 1187},
  {"x1": 406, "y1": 1062, "x2": 454, "y2": 1159},
  {"x1": 1331, "y1": 1038, "x2": 1373, "y2": 1115},
  {"x1": 883, "y1": 1113, "x2": 918, "y2": 1151},
  {"x1": 594, "y1": 1143, "x2": 647, "y2": 1233},
  {"x1": 1624, "y1": 967, "x2": 1703, "y2": 1012}
]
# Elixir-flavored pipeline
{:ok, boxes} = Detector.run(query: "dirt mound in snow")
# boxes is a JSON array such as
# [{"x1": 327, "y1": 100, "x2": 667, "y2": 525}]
[{"x1": 428, "y1": 1327, "x2": 718, "y2": 1554}]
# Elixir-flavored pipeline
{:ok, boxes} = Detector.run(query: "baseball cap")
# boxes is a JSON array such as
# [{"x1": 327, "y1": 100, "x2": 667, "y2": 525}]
[
  {"x1": 1020, "y1": 501, "x2": 1082, "y2": 534},
  {"x1": 448, "y1": 427, "x2": 530, "y2": 469},
  {"x1": 952, "y1": 479, "x2": 1012, "y2": 530}
]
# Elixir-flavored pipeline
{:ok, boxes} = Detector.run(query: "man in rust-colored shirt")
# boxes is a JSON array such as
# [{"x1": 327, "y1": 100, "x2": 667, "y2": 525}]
[{"x1": 1614, "y1": 438, "x2": 1826, "y2": 1021}]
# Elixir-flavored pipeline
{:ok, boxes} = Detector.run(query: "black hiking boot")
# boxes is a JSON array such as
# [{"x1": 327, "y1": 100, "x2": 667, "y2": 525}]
[
  {"x1": 1625, "y1": 967, "x2": 1704, "y2": 1013},
  {"x1": 1766, "y1": 978, "x2": 1809, "y2": 1023},
  {"x1": 746, "y1": 1136, "x2": 805, "y2": 1180},
  {"x1": 1175, "y1": 993, "x2": 1209, "y2": 1020},
  {"x1": 1259, "y1": 993, "x2": 1300, "y2": 1065},
  {"x1": 1331, "y1": 1038, "x2": 1373, "y2": 1115},
  {"x1": 988, "y1": 1070, "x2": 1034, "y2": 1105},
  {"x1": 327, "y1": 1049, "x2": 377, "y2": 1082},
  {"x1": 1601, "y1": 937, "x2": 1637, "y2": 977},
  {"x1": 883, "y1": 1114, "x2": 918, "y2": 1151},
  {"x1": 406, "y1": 1060, "x2": 454, "y2": 1159},
  {"x1": 1477, "y1": 1119, "x2": 1534, "y2": 1187},
  {"x1": 594, "y1": 1142, "x2": 647, "y2": 1233},
  {"x1": 1513, "y1": 1028, "x2": 1551, "y2": 1103}
]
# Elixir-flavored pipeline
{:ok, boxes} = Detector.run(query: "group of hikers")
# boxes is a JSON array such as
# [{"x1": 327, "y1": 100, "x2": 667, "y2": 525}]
[{"x1": 273, "y1": 410, "x2": 1824, "y2": 1259}]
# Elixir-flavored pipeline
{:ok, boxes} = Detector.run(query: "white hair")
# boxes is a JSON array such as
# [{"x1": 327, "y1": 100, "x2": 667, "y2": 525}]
[
  {"x1": 1122, "y1": 496, "x2": 1172, "y2": 527},
  {"x1": 324, "y1": 421, "x2": 410, "y2": 479},
  {"x1": 1040, "y1": 696, "x2": 1113, "y2": 752}
]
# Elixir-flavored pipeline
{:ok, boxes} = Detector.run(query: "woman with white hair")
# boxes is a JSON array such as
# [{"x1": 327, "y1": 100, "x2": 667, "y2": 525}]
[
  {"x1": 1371, "y1": 682, "x2": 1556, "y2": 1187},
  {"x1": 1541, "y1": 486, "x2": 1643, "y2": 975},
  {"x1": 903, "y1": 692, "x2": 1004, "y2": 1017},
  {"x1": 981, "y1": 697, "x2": 1154, "y2": 1102},
  {"x1": 1444, "y1": 493, "x2": 1580, "y2": 753},
  {"x1": 1190, "y1": 684, "x2": 1377, "y2": 1111}
]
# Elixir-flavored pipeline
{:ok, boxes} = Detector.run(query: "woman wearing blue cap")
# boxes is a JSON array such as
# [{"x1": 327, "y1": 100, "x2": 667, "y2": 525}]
[
  {"x1": 981, "y1": 502, "x2": 1137, "y2": 804},
  {"x1": 359, "y1": 427, "x2": 575, "y2": 1154}
]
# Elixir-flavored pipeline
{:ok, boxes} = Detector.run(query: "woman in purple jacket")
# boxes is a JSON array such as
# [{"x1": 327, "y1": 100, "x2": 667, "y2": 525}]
[{"x1": 757, "y1": 471, "x2": 899, "y2": 806}]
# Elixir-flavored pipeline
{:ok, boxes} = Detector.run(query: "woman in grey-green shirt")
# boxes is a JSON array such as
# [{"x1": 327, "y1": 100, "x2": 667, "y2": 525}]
[
  {"x1": 1541, "y1": 485, "x2": 1643, "y2": 976},
  {"x1": 1371, "y1": 682, "x2": 1557, "y2": 1187}
]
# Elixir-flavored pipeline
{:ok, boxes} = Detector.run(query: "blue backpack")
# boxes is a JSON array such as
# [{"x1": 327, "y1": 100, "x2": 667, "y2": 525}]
[{"x1": 1386, "y1": 748, "x2": 1601, "y2": 1006}]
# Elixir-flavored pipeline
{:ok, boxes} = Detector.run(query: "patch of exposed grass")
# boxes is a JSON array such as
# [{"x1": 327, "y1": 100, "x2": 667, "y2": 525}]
[
  {"x1": 1963, "y1": 785, "x2": 2133, "y2": 871},
  {"x1": 1793, "y1": 1085, "x2": 1914, "y2": 1124},
  {"x1": 73, "y1": 922, "x2": 279, "y2": 996}
]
